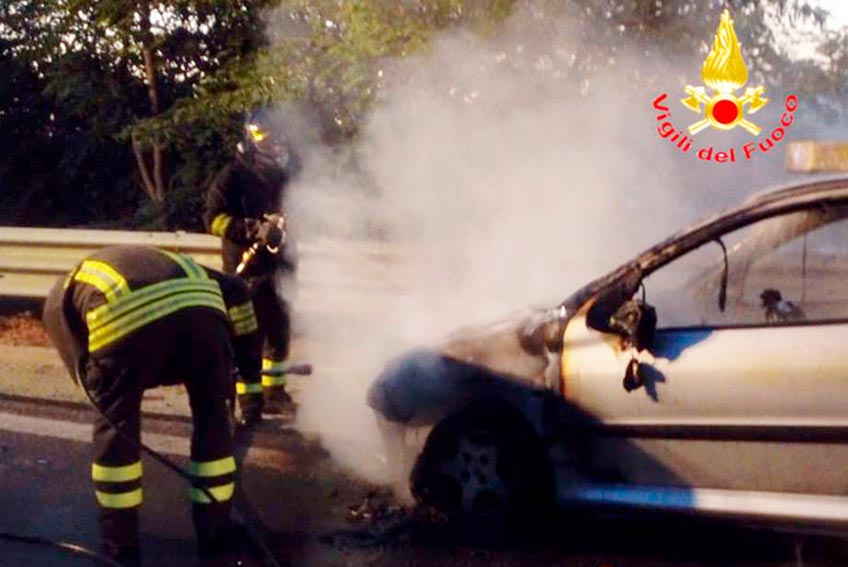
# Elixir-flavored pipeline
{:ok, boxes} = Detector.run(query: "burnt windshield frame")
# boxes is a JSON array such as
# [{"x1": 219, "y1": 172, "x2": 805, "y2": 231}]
[
  {"x1": 673, "y1": 204, "x2": 848, "y2": 319},
  {"x1": 572, "y1": 177, "x2": 848, "y2": 329}
]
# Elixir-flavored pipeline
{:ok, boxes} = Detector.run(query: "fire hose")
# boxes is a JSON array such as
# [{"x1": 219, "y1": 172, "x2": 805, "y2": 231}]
[
  {"x1": 0, "y1": 357, "x2": 312, "y2": 567},
  {"x1": 74, "y1": 356, "x2": 287, "y2": 567},
  {"x1": 3, "y1": 224, "x2": 308, "y2": 565}
]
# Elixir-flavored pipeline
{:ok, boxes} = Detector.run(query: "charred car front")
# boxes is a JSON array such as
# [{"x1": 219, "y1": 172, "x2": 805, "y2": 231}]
[{"x1": 368, "y1": 176, "x2": 848, "y2": 533}]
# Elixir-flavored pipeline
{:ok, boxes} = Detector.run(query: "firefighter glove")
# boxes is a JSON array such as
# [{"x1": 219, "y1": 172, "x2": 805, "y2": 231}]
[
  {"x1": 244, "y1": 218, "x2": 262, "y2": 241},
  {"x1": 256, "y1": 218, "x2": 283, "y2": 248}
]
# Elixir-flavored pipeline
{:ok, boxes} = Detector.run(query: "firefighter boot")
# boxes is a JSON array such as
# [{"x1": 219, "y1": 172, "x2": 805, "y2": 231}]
[
  {"x1": 101, "y1": 543, "x2": 142, "y2": 567},
  {"x1": 262, "y1": 385, "x2": 294, "y2": 415},
  {"x1": 237, "y1": 392, "x2": 263, "y2": 427},
  {"x1": 194, "y1": 503, "x2": 236, "y2": 567},
  {"x1": 261, "y1": 359, "x2": 294, "y2": 414},
  {"x1": 99, "y1": 509, "x2": 141, "y2": 566}
]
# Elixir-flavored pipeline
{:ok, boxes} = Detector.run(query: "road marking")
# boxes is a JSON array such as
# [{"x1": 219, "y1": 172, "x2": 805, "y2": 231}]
[{"x1": 0, "y1": 411, "x2": 289, "y2": 470}]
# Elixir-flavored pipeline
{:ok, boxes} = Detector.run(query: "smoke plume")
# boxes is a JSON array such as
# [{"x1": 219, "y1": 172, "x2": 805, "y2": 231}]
[{"x1": 272, "y1": 3, "x2": 827, "y2": 484}]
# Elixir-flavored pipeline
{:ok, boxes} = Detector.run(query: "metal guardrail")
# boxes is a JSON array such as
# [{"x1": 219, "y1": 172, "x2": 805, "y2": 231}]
[
  {"x1": 0, "y1": 228, "x2": 223, "y2": 298},
  {"x1": 0, "y1": 227, "x2": 410, "y2": 315}
]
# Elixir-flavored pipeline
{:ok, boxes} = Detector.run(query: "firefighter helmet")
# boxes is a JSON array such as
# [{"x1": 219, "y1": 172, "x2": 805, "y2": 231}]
[{"x1": 243, "y1": 108, "x2": 292, "y2": 169}]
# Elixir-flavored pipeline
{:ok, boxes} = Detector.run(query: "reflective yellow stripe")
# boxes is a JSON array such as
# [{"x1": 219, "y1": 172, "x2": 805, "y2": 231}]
[
  {"x1": 262, "y1": 359, "x2": 287, "y2": 386},
  {"x1": 96, "y1": 488, "x2": 143, "y2": 509},
  {"x1": 229, "y1": 317, "x2": 256, "y2": 332},
  {"x1": 262, "y1": 359, "x2": 285, "y2": 371},
  {"x1": 86, "y1": 278, "x2": 222, "y2": 327},
  {"x1": 211, "y1": 214, "x2": 232, "y2": 237},
  {"x1": 232, "y1": 320, "x2": 258, "y2": 336},
  {"x1": 157, "y1": 249, "x2": 207, "y2": 280},
  {"x1": 229, "y1": 302, "x2": 258, "y2": 336},
  {"x1": 228, "y1": 302, "x2": 254, "y2": 318},
  {"x1": 74, "y1": 260, "x2": 130, "y2": 302},
  {"x1": 229, "y1": 310, "x2": 256, "y2": 321},
  {"x1": 248, "y1": 124, "x2": 267, "y2": 142},
  {"x1": 262, "y1": 374, "x2": 287, "y2": 387},
  {"x1": 74, "y1": 254, "x2": 226, "y2": 352},
  {"x1": 88, "y1": 291, "x2": 225, "y2": 352},
  {"x1": 84, "y1": 278, "x2": 225, "y2": 352},
  {"x1": 92, "y1": 461, "x2": 142, "y2": 482},
  {"x1": 190, "y1": 483, "x2": 235, "y2": 504},
  {"x1": 230, "y1": 311, "x2": 257, "y2": 323},
  {"x1": 188, "y1": 456, "x2": 236, "y2": 478},
  {"x1": 236, "y1": 382, "x2": 262, "y2": 394}
]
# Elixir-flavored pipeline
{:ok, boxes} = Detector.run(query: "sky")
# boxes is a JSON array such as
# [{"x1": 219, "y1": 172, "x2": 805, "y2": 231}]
[
  {"x1": 813, "y1": 0, "x2": 848, "y2": 27},
  {"x1": 784, "y1": 0, "x2": 848, "y2": 62}
]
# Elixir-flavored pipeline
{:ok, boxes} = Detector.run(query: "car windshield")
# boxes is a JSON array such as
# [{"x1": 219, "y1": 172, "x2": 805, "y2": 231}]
[
  {"x1": 683, "y1": 205, "x2": 848, "y2": 299},
  {"x1": 644, "y1": 203, "x2": 848, "y2": 328}
]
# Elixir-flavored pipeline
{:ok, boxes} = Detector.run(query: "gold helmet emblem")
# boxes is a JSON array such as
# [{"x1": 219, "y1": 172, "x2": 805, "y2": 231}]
[{"x1": 681, "y1": 10, "x2": 768, "y2": 135}]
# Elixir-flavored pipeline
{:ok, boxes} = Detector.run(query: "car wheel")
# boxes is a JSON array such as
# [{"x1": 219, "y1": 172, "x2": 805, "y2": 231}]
[{"x1": 410, "y1": 403, "x2": 553, "y2": 541}]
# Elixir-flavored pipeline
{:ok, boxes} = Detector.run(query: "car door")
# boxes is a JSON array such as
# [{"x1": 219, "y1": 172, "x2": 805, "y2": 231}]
[{"x1": 561, "y1": 204, "x2": 848, "y2": 497}]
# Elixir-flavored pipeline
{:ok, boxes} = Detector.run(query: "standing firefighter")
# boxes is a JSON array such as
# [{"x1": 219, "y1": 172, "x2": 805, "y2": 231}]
[
  {"x1": 204, "y1": 108, "x2": 301, "y2": 416},
  {"x1": 41, "y1": 246, "x2": 262, "y2": 565}
]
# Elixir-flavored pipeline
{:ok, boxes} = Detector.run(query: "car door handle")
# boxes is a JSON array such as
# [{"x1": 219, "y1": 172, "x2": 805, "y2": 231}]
[{"x1": 623, "y1": 358, "x2": 644, "y2": 392}]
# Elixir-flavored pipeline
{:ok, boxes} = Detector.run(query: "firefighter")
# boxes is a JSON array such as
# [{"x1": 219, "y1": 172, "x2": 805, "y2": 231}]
[
  {"x1": 41, "y1": 245, "x2": 262, "y2": 565},
  {"x1": 204, "y1": 107, "x2": 301, "y2": 415}
]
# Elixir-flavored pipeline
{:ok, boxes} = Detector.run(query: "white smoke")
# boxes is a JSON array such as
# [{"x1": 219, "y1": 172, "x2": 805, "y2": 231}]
[{"x1": 276, "y1": 4, "x2": 825, "y2": 483}]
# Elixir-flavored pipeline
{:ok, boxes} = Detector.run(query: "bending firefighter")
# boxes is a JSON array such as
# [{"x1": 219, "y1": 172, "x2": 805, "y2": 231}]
[
  {"x1": 205, "y1": 108, "x2": 301, "y2": 418},
  {"x1": 42, "y1": 245, "x2": 262, "y2": 565}
]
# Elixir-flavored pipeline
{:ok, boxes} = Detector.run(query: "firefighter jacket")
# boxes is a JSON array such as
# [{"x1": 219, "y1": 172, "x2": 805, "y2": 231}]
[
  {"x1": 203, "y1": 151, "x2": 299, "y2": 278},
  {"x1": 42, "y1": 245, "x2": 261, "y2": 388}
]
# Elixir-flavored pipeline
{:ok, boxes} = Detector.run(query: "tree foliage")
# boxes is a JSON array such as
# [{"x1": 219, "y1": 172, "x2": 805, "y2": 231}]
[
  {"x1": 0, "y1": 0, "x2": 270, "y2": 227},
  {"x1": 0, "y1": 0, "x2": 846, "y2": 228},
  {"x1": 133, "y1": 0, "x2": 517, "y2": 144}
]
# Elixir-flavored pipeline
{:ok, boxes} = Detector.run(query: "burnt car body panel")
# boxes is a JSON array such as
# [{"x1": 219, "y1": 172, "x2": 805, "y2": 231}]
[{"x1": 368, "y1": 175, "x2": 848, "y2": 528}]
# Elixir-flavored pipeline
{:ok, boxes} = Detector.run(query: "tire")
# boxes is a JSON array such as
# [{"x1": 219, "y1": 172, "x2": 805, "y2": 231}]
[{"x1": 410, "y1": 403, "x2": 554, "y2": 542}]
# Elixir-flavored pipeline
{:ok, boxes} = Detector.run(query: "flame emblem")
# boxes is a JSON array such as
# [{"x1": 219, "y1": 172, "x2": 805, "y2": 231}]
[{"x1": 681, "y1": 10, "x2": 768, "y2": 135}]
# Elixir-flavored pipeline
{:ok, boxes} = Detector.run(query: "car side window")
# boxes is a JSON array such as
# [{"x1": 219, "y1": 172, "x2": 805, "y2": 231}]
[{"x1": 643, "y1": 205, "x2": 848, "y2": 329}]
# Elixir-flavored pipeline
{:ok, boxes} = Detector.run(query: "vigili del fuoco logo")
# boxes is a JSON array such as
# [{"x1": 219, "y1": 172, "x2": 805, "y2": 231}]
[{"x1": 652, "y1": 9, "x2": 798, "y2": 163}]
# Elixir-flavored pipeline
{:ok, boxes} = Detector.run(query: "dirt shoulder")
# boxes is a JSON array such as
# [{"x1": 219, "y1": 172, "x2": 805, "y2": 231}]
[{"x1": 0, "y1": 310, "x2": 51, "y2": 347}]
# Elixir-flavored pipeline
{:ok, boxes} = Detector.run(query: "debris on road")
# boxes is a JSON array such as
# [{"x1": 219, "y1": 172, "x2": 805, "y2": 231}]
[
  {"x1": 0, "y1": 310, "x2": 50, "y2": 347},
  {"x1": 346, "y1": 489, "x2": 405, "y2": 525}
]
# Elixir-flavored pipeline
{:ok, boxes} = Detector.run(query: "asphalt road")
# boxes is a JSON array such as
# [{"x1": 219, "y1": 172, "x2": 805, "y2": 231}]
[
  {"x1": 4, "y1": 393, "x2": 848, "y2": 567},
  {"x1": 2, "y1": 336, "x2": 848, "y2": 567}
]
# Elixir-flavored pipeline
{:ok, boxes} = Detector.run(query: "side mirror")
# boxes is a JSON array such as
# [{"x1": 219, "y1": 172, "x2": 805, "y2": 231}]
[
  {"x1": 608, "y1": 299, "x2": 657, "y2": 352},
  {"x1": 586, "y1": 268, "x2": 643, "y2": 333}
]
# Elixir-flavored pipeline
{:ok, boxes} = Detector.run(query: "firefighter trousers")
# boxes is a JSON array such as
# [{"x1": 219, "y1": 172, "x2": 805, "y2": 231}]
[
  {"x1": 83, "y1": 309, "x2": 236, "y2": 558},
  {"x1": 248, "y1": 274, "x2": 291, "y2": 394}
]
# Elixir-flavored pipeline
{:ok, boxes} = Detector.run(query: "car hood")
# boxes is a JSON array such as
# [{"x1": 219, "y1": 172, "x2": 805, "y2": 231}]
[
  {"x1": 367, "y1": 306, "x2": 569, "y2": 424},
  {"x1": 437, "y1": 306, "x2": 569, "y2": 389},
  {"x1": 367, "y1": 261, "x2": 640, "y2": 425}
]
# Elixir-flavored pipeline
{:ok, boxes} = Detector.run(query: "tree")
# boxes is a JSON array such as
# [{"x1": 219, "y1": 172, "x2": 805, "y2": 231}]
[
  {"x1": 1, "y1": 0, "x2": 844, "y2": 228},
  {"x1": 134, "y1": 0, "x2": 842, "y2": 147},
  {"x1": 132, "y1": 0, "x2": 517, "y2": 145},
  {"x1": 1, "y1": 0, "x2": 273, "y2": 227},
  {"x1": 0, "y1": 26, "x2": 143, "y2": 226}
]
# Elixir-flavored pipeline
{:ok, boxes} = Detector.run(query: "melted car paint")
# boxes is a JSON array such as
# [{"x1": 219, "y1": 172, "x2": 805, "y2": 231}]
[{"x1": 650, "y1": 329, "x2": 714, "y2": 361}]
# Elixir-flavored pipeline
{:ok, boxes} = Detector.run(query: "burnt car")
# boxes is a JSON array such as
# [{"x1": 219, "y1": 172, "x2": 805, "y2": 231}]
[{"x1": 368, "y1": 175, "x2": 848, "y2": 534}]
